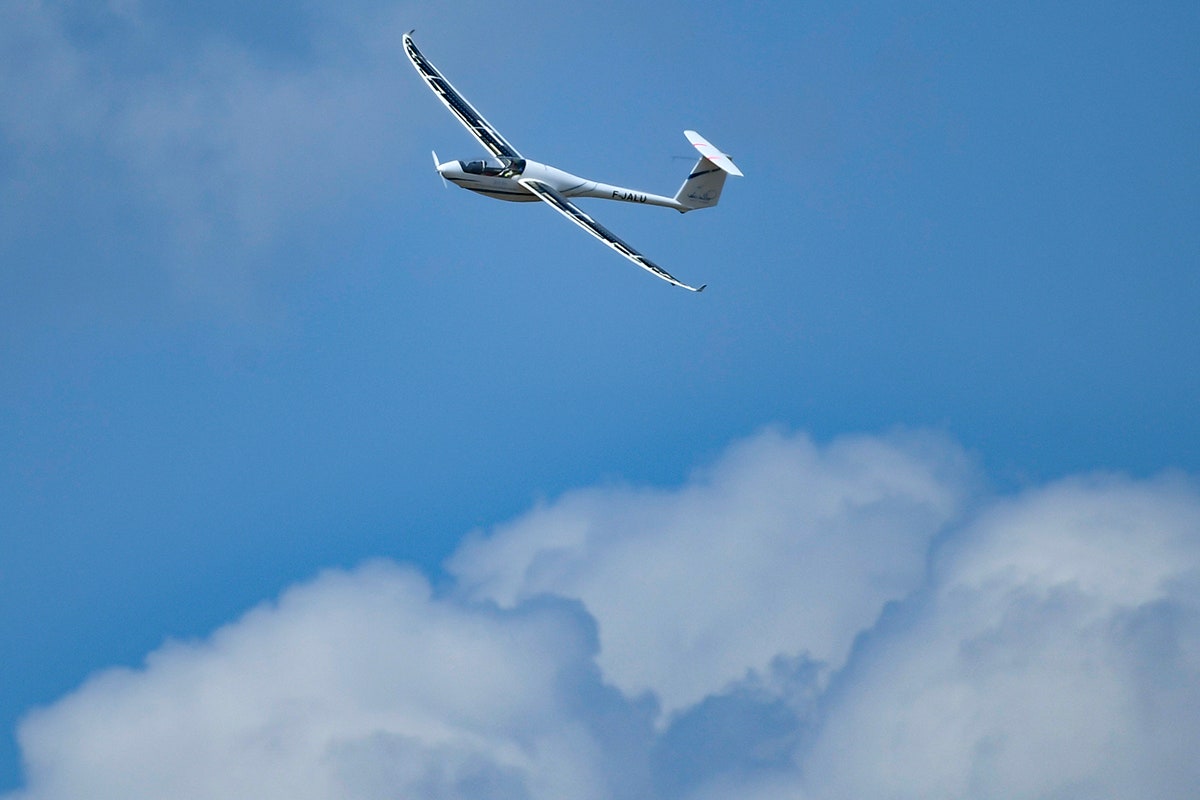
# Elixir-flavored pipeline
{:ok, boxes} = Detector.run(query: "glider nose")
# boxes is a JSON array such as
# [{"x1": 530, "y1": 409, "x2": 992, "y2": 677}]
[{"x1": 431, "y1": 151, "x2": 461, "y2": 186}]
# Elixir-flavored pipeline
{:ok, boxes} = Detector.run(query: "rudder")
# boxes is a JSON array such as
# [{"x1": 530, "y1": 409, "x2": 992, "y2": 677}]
[
  {"x1": 672, "y1": 130, "x2": 742, "y2": 212},
  {"x1": 674, "y1": 157, "x2": 730, "y2": 211}
]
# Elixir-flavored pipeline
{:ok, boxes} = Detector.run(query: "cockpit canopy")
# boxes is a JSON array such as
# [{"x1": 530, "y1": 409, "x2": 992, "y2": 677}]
[{"x1": 460, "y1": 157, "x2": 526, "y2": 178}]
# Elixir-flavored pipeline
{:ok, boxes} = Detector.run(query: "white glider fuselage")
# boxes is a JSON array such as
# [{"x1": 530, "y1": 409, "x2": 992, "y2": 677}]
[
  {"x1": 404, "y1": 30, "x2": 741, "y2": 291},
  {"x1": 437, "y1": 157, "x2": 684, "y2": 210}
]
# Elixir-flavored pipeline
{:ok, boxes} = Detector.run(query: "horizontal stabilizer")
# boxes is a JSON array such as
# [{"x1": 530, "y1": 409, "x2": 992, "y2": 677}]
[{"x1": 684, "y1": 130, "x2": 743, "y2": 177}]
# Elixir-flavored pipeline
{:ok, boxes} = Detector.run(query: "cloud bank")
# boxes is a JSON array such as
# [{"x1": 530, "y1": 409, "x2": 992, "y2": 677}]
[{"x1": 8, "y1": 429, "x2": 1200, "y2": 799}]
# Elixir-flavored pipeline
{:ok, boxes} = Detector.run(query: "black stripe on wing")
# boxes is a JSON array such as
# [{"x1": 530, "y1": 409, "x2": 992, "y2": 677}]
[
  {"x1": 519, "y1": 179, "x2": 705, "y2": 292},
  {"x1": 403, "y1": 34, "x2": 521, "y2": 159}
]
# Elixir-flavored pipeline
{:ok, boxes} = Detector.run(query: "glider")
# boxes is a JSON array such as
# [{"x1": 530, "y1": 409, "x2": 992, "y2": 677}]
[{"x1": 403, "y1": 31, "x2": 742, "y2": 292}]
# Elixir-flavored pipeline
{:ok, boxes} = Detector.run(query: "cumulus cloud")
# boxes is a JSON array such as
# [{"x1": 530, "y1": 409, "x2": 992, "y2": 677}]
[
  {"x1": 6, "y1": 430, "x2": 1200, "y2": 800},
  {"x1": 10, "y1": 563, "x2": 650, "y2": 800},
  {"x1": 449, "y1": 428, "x2": 975, "y2": 715},
  {"x1": 800, "y1": 474, "x2": 1200, "y2": 800}
]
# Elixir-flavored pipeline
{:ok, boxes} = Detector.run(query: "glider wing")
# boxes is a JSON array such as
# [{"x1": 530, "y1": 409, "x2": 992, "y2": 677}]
[
  {"x1": 403, "y1": 32, "x2": 522, "y2": 159},
  {"x1": 518, "y1": 178, "x2": 705, "y2": 292}
]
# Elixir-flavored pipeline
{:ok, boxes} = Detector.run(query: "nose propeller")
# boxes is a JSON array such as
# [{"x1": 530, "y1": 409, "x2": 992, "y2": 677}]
[{"x1": 432, "y1": 150, "x2": 448, "y2": 188}]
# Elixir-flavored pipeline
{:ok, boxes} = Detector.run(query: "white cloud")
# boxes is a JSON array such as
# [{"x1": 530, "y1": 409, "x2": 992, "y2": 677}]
[
  {"x1": 798, "y1": 473, "x2": 1200, "y2": 800},
  {"x1": 6, "y1": 431, "x2": 1200, "y2": 800},
  {"x1": 450, "y1": 428, "x2": 975, "y2": 715},
  {"x1": 10, "y1": 562, "x2": 639, "y2": 800}
]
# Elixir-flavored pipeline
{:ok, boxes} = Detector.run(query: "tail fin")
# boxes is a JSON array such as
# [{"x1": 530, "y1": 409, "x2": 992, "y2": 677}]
[{"x1": 673, "y1": 130, "x2": 743, "y2": 212}]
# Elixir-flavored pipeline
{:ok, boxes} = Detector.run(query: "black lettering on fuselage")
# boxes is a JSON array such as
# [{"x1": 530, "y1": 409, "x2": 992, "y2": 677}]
[{"x1": 612, "y1": 190, "x2": 647, "y2": 203}]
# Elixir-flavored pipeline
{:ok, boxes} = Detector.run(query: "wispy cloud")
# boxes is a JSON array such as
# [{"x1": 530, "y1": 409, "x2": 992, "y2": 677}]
[
  {"x1": 0, "y1": 0, "x2": 414, "y2": 308},
  {"x1": 7, "y1": 429, "x2": 1199, "y2": 799}
]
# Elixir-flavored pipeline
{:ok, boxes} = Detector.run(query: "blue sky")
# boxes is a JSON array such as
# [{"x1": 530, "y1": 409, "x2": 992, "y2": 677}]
[{"x1": 2, "y1": 1, "x2": 1198, "y2": 797}]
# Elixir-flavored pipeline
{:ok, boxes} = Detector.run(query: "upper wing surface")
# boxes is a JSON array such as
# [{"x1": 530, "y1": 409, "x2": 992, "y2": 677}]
[
  {"x1": 403, "y1": 32, "x2": 522, "y2": 159},
  {"x1": 519, "y1": 178, "x2": 706, "y2": 292}
]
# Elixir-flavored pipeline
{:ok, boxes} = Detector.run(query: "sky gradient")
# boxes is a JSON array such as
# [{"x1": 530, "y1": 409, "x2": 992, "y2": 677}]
[{"x1": 2, "y1": 1, "x2": 1198, "y2": 797}]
